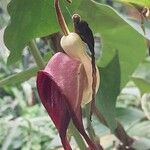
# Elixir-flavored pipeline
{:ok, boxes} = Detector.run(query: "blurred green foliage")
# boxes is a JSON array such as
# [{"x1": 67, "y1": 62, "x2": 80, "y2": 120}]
[{"x1": 0, "y1": 0, "x2": 150, "y2": 149}]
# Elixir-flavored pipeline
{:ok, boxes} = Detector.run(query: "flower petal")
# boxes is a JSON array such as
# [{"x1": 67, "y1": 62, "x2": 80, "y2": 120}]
[
  {"x1": 37, "y1": 71, "x2": 71, "y2": 149},
  {"x1": 44, "y1": 52, "x2": 86, "y2": 109}
]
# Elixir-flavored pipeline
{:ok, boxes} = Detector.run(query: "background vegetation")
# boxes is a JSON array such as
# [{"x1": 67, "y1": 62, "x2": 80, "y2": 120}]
[{"x1": 0, "y1": 0, "x2": 150, "y2": 149}]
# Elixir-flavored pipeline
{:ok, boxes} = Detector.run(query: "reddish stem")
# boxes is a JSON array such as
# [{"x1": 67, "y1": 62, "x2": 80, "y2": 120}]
[{"x1": 54, "y1": 0, "x2": 70, "y2": 35}]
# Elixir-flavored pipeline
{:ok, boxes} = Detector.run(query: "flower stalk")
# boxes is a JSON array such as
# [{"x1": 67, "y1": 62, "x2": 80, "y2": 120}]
[
  {"x1": 55, "y1": 0, "x2": 70, "y2": 35},
  {"x1": 69, "y1": 121, "x2": 87, "y2": 149}
]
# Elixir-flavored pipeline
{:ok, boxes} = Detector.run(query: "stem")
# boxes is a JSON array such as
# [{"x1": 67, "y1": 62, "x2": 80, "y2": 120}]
[
  {"x1": 93, "y1": 106, "x2": 108, "y2": 126},
  {"x1": 90, "y1": 54, "x2": 97, "y2": 119},
  {"x1": 55, "y1": 0, "x2": 70, "y2": 35},
  {"x1": 49, "y1": 32, "x2": 64, "y2": 53},
  {"x1": 0, "y1": 50, "x2": 52, "y2": 87},
  {"x1": 85, "y1": 104, "x2": 103, "y2": 149},
  {"x1": 69, "y1": 121, "x2": 87, "y2": 150},
  {"x1": 115, "y1": 122, "x2": 134, "y2": 147},
  {"x1": 28, "y1": 40, "x2": 45, "y2": 69},
  {"x1": 0, "y1": 66, "x2": 38, "y2": 87},
  {"x1": 86, "y1": 104, "x2": 97, "y2": 140}
]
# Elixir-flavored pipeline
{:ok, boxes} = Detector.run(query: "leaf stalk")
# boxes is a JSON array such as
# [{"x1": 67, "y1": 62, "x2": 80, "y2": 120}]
[{"x1": 28, "y1": 40, "x2": 45, "y2": 69}]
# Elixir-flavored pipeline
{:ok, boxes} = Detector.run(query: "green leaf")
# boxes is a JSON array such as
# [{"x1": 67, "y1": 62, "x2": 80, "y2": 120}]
[
  {"x1": 124, "y1": 18, "x2": 150, "y2": 40},
  {"x1": 5, "y1": 0, "x2": 53, "y2": 64},
  {"x1": 69, "y1": 122, "x2": 87, "y2": 150},
  {"x1": 1, "y1": 122, "x2": 19, "y2": 150},
  {"x1": 132, "y1": 138, "x2": 150, "y2": 150},
  {"x1": 0, "y1": 51, "x2": 52, "y2": 87},
  {"x1": 96, "y1": 52, "x2": 121, "y2": 132},
  {"x1": 116, "y1": 107, "x2": 145, "y2": 128},
  {"x1": 132, "y1": 57, "x2": 150, "y2": 94},
  {"x1": 141, "y1": 93, "x2": 150, "y2": 120},
  {"x1": 4, "y1": 0, "x2": 81, "y2": 64},
  {"x1": 5, "y1": 0, "x2": 147, "y2": 88},
  {"x1": 77, "y1": 0, "x2": 147, "y2": 87},
  {"x1": 128, "y1": 121, "x2": 150, "y2": 138},
  {"x1": 132, "y1": 78, "x2": 150, "y2": 94},
  {"x1": 115, "y1": 0, "x2": 150, "y2": 7}
]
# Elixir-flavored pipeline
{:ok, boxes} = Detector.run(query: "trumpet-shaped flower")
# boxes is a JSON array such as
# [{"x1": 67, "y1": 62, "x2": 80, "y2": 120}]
[
  {"x1": 37, "y1": 42, "x2": 100, "y2": 149},
  {"x1": 37, "y1": 1, "x2": 101, "y2": 149}
]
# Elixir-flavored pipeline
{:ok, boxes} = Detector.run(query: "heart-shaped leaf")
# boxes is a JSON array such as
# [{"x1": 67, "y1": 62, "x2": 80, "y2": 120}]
[
  {"x1": 76, "y1": 0, "x2": 147, "y2": 87},
  {"x1": 4, "y1": 0, "x2": 81, "y2": 64},
  {"x1": 5, "y1": 0, "x2": 147, "y2": 88}
]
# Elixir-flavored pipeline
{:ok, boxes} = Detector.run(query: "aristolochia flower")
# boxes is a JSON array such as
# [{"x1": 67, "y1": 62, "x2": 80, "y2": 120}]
[{"x1": 37, "y1": 0, "x2": 101, "y2": 149}]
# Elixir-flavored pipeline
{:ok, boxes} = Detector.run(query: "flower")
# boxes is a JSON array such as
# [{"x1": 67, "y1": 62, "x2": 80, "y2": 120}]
[
  {"x1": 37, "y1": 0, "x2": 101, "y2": 149},
  {"x1": 37, "y1": 51, "x2": 99, "y2": 149}
]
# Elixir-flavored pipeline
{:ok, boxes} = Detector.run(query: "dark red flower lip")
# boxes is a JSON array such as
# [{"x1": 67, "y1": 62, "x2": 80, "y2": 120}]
[{"x1": 37, "y1": 70, "x2": 71, "y2": 149}]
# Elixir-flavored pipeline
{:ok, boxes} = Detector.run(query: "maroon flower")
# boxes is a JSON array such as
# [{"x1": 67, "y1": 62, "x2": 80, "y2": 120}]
[
  {"x1": 37, "y1": 52, "x2": 99, "y2": 149},
  {"x1": 37, "y1": 0, "x2": 101, "y2": 149}
]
